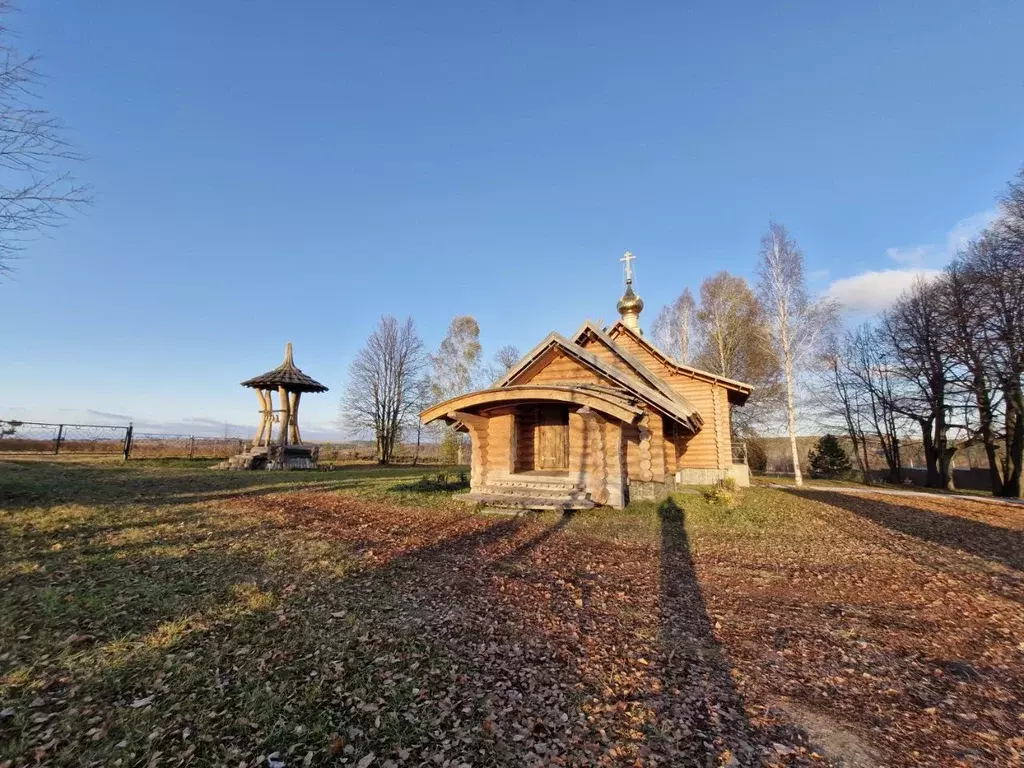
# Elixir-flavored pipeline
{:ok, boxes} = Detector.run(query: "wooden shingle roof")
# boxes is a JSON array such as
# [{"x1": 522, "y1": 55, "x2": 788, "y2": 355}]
[
  {"x1": 241, "y1": 343, "x2": 328, "y2": 393},
  {"x1": 493, "y1": 332, "x2": 702, "y2": 431}
]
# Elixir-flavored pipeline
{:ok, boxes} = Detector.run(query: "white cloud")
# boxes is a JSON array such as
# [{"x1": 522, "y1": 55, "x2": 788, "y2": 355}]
[
  {"x1": 945, "y1": 210, "x2": 998, "y2": 255},
  {"x1": 826, "y1": 209, "x2": 998, "y2": 314},
  {"x1": 882, "y1": 210, "x2": 997, "y2": 269},
  {"x1": 825, "y1": 268, "x2": 942, "y2": 313},
  {"x1": 885, "y1": 245, "x2": 931, "y2": 267}
]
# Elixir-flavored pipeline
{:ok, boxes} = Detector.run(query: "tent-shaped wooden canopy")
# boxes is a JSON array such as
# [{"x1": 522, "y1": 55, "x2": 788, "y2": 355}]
[{"x1": 241, "y1": 343, "x2": 327, "y2": 447}]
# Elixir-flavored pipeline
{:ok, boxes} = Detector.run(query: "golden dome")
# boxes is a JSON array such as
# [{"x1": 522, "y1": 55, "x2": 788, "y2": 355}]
[{"x1": 616, "y1": 281, "x2": 644, "y2": 315}]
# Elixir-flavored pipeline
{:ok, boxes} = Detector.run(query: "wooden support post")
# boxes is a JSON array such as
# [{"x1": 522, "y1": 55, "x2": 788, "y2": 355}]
[
  {"x1": 290, "y1": 391, "x2": 302, "y2": 444},
  {"x1": 278, "y1": 386, "x2": 290, "y2": 447},
  {"x1": 253, "y1": 390, "x2": 268, "y2": 447},
  {"x1": 264, "y1": 390, "x2": 274, "y2": 446}
]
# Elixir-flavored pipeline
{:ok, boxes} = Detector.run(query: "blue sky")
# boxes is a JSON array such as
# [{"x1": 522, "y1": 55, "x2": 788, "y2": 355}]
[{"x1": 2, "y1": 1, "x2": 1022, "y2": 438}]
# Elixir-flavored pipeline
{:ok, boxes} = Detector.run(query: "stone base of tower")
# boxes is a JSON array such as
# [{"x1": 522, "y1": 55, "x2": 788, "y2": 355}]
[{"x1": 212, "y1": 444, "x2": 320, "y2": 471}]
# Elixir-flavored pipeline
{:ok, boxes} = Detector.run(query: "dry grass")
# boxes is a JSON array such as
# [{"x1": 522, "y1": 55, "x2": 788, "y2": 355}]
[{"x1": 1, "y1": 461, "x2": 1021, "y2": 767}]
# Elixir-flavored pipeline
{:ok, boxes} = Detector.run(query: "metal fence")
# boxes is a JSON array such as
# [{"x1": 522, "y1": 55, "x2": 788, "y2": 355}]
[
  {"x1": 0, "y1": 420, "x2": 130, "y2": 456},
  {"x1": 129, "y1": 433, "x2": 246, "y2": 459},
  {"x1": 0, "y1": 420, "x2": 245, "y2": 460},
  {"x1": 731, "y1": 441, "x2": 748, "y2": 465}
]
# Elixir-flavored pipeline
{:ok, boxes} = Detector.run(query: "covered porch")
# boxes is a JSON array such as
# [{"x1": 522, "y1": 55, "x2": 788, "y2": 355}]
[{"x1": 421, "y1": 385, "x2": 645, "y2": 509}]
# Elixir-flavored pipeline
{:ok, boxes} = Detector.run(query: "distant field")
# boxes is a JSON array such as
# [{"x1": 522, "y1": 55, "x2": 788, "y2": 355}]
[
  {"x1": 1, "y1": 460, "x2": 1021, "y2": 766},
  {"x1": 0, "y1": 433, "x2": 445, "y2": 463}
]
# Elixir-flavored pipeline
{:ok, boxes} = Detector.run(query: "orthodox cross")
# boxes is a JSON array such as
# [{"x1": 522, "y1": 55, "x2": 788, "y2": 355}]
[{"x1": 620, "y1": 250, "x2": 636, "y2": 283}]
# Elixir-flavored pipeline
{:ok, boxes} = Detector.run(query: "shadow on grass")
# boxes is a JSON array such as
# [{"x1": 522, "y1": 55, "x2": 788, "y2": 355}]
[
  {"x1": 2, "y1": 475, "x2": 816, "y2": 765},
  {"x1": 656, "y1": 496, "x2": 760, "y2": 764},
  {"x1": 388, "y1": 471, "x2": 471, "y2": 495},
  {"x1": 0, "y1": 460, "x2": 458, "y2": 511},
  {"x1": 786, "y1": 489, "x2": 1024, "y2": 572}
]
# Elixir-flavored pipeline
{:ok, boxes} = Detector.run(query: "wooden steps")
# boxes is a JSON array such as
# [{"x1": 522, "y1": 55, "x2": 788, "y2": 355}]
[{"x1": 457, "y1": 475, "x2": 594, "y2": 511}]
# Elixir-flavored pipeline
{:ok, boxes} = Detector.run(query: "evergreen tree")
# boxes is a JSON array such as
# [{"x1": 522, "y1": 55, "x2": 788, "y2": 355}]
[{"x1": 807, "y1": 434, "x2": 853, "y2": 478}]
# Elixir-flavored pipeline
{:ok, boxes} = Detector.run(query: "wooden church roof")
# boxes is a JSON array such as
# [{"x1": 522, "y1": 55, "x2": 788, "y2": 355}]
[
  {"x1": 241, "y1": 343, "x2": 329, "y2": 393},
  {"x1": 421, "y1": 253, "x2": 754, "y2": 429},
  {"x1": 492, "y1": 331, "x2": 703, "y2": 431},
  {"x1": 590, "y1": 320, "x2": 754, "y2": 405}
]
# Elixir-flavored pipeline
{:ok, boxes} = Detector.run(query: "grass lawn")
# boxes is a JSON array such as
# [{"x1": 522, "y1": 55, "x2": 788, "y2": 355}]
[{"x1": 1, "y1": 461, "x2": 1022, "y2": 767}]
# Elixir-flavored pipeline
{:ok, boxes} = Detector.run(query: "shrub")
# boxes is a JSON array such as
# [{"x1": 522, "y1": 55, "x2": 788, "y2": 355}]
[
  {"x1": 807, "y1": 434, "x2": 853, "y2": 479},
  {"x1": 701, "y1": 478, "x2": 741, "y2": 509}
]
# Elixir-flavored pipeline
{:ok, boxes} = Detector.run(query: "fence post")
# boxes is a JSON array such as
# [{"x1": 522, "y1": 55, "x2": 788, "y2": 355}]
[
  {"x1": 54, "y1": 424, "x2": 64, "y2": 455},
  {"x1": 123, "y1": 424, "x2": 134, "y2": 461},
  {"x1": 188, "y1": 436, "x2": 196, "y2": 460}
]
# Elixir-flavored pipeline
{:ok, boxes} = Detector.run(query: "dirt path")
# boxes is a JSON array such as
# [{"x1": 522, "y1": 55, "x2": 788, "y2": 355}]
[{"x1": 770, "y1": 482, "x2": 1024, "y2": 508}]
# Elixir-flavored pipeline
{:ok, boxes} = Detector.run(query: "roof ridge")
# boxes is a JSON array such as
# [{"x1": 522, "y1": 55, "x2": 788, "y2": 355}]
[
  {"x1": 572, "y1": 321, "x2": 692, "y2": 409},
  {"x1": 497, "y1": 331, "x2": 701, "y2": 431},
  {"x1": 601, "y1": 321, "x2": 755, "y2": 394}
]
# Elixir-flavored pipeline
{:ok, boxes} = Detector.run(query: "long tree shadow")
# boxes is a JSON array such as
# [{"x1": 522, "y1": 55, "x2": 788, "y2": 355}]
[
  {"x1": 655, "y1": 496, "x2": 761, "y2": 765},
  {"x1": 786, "y1": 489, "x2": 1024, "y2": 572}
]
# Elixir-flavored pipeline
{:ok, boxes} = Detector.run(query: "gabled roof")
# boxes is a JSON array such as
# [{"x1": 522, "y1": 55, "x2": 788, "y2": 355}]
[
  {"x1": 570, "y1": 320, "x2": 684, "y2": 405},
  {"x1": 494, "y1": 331, "x2": 702, "y2": 431},
  {"x1": 584, "y1": 320, "x2": 754, "y2": 403}
]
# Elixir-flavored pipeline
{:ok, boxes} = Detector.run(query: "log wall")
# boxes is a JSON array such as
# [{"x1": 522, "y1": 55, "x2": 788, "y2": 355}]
[
  {"x1": 622, "y1": 410, "x2": 667, "y2": 483},
  {"x1": 571, "y1": 409, "x2": 625, "y2": 507},
  {"x1": 518, "y1": 348, "x2": 614, "y2": 387},
  {"x1": 609, "y1": 331, "x2": 730, "y2": 471}
]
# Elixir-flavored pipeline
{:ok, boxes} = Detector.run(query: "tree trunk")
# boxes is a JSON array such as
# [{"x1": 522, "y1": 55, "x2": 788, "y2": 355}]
[
  {"x1": 784, "y1": 360, "x2": 802, "y2": 486},
  {"x1": 1002, "y1": 386, "x2": 1023, "y2": 497},
  {"x1": 920, "y1": 421, "x2": 940, "y2": 488},
  {"x1": 931, "y1": 407, "x2": 955, "y2": 491}
]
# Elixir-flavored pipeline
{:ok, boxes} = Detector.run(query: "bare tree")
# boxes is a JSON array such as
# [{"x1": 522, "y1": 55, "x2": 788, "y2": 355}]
[
  {"x1": 816, "y1": 327, "x2": 904, "y2": 484},
  {"x1": 428, "y1": 315, "x2": 483, "y2": 464},
  {"x1": 651, "y1": 289, "x2": 695, "y2": 363},
  {"x1": 342, "y1": 316, "x2": 424, "y2": 464},
  {"x1": 485, "y1": 344, "x2": 521, "y2": 382},
  {"x1": 0, "y1": 5, "x2": 91, "y2": 277},
  {"x1": 877, "y1": 279, "x2": 961, "y2": 489},
  {"x1": 947, "y1": 200, "x2": 1024, "y2": 496},
  {"x1": 940, "y1": 256, "x2": 1006, "y2": 493},
  {"x1": 989, "y1": 173, "x2": 1024, "y2": 496},
  {"x1": 757, "y1": 222, "x2": 838, "y2": 486},
  {"x1": 818, "y1": 334, "x2": 872, "y2": 483},
  {"x1": 407, "y1": 374, "x2": 434, "y2": 466}
]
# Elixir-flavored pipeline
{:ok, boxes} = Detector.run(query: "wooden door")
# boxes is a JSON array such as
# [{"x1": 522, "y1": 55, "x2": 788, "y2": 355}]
[{"x1": 536, "y1": 405, "x2": 569, "y2": 470}]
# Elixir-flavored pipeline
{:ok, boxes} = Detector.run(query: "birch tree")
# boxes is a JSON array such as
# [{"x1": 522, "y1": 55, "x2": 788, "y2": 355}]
[
  {"x1": 342, "y1": 316, "x2": 424, "y2": 464},
  {"x1": 757, "y1": 222, "x2": 837, "y2": 485},
  {"x1": 428, "y1": 316, "x2": 483, "y2": 464},
  {"x1": 651, "y1": 289, "x2": 695, "y2": 363}
]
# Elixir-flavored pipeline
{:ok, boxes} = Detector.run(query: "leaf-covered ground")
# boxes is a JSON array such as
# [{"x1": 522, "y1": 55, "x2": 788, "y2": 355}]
[{"x1": 1, "y1": 461, "x2": 1021, "y2": 767}]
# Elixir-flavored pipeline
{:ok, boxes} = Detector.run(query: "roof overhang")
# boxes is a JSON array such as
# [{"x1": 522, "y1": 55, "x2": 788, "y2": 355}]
[{"x1": 420, "y1": 384, "x2": 645, "y2": 426}]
